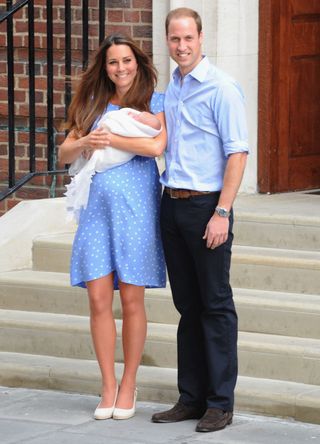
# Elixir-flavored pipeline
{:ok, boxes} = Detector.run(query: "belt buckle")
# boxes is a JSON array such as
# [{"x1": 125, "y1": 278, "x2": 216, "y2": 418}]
[{"x1": 169, "y1": 188, "x2": 179, "y2": 199}]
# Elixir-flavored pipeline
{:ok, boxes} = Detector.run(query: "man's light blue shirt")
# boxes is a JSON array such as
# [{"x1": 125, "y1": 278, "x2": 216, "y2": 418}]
[{"x1": 160, "y1": 56, "x2": 249, "y2": 191}]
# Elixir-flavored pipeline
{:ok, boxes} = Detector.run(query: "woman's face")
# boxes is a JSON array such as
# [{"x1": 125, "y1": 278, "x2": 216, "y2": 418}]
[{"x1": 106, "y1": 44, "x2": 138, "y2": 95}]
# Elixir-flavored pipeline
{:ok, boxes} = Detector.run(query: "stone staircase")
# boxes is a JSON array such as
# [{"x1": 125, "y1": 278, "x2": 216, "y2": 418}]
[{"x1": 0, "y1": 193, "x2": 319, "y2": 424}]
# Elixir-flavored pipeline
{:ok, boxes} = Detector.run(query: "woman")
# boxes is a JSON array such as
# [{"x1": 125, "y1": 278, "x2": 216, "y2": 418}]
[{"x1": 58, "y1": 34, "x2": 167, "y2": 420}]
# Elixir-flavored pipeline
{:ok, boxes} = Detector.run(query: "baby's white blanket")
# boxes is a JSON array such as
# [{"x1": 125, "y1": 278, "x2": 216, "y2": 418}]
[{"x1": 65, "y1": 108, "x2": 161, "y2": 223}]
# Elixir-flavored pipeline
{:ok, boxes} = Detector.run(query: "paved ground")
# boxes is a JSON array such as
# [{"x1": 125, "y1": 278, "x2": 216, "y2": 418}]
[{"x1": 1, "y1": 386, "x2": 320, "y2": 444}]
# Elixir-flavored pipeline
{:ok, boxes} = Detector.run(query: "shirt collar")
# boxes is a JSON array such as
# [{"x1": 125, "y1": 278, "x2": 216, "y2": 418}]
[{"x1": 172, "y1": 56, "x2": 212, "y2": 83}]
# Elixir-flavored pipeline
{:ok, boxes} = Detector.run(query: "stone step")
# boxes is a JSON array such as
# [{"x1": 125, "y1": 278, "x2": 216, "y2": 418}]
[
  {"x1": 0, "y1": 270, "x2": 89, "y2": 317},
  {"x1": 0, "y1": 308, "x2": 177, "y2": 369},
  {"x1": 32, "y1": 233, "x2": 73, "y2": 273},
  {"x1": 1, "y1": 270, "x2": 320, "y2": 339},
  {"x1": 235, "y1": 287, "x2": 320, "y2": 339},
  {"x1": 231, "y1": 245, "x2": 320, "y2": 294},
  {"x1": 233, "y1": 192, "x2": 320, "y2": 251},
  {"x1": 32, "y1": 234, "x2": 320, "y2": 295},
  {"x1": 1, "y1": 309, "x2": 320, "y2": 385},
  {"x1": 0, "y1": 351, "x2": 319, "y2": 425},
  {"x1": 233, "y1": 211, "x2": 320, "y2": 251}
]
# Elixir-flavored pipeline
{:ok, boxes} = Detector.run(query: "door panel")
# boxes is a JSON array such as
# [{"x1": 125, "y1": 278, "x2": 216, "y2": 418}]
[
  {"x1": 290, "y1": 0, "x2": 320, "y2": 15},
  {"x1": 290, "y1": 58, "x2": 320, "y2": 158},
  {"x1": 258, "y1": 0, "x2": 320, "y2": 192}
]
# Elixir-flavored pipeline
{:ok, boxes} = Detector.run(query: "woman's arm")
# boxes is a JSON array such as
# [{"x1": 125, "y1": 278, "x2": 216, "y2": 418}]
[
  {"x1": 107, "y1": 111, "x2": 167, "y2": 158},
  {"x1": 58, "y1": 128, "x2": 111, "y2": 165}
]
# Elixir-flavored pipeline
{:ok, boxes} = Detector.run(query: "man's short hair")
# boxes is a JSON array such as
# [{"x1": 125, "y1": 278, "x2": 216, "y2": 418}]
[{"x1": 165, "y1": 7, "x2": 202, "y2": 35}]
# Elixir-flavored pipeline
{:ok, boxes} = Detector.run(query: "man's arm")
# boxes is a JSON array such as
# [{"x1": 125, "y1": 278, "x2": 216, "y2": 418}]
[{"x1": 203, "y1": 152, "x2": 247, "y2": 249}]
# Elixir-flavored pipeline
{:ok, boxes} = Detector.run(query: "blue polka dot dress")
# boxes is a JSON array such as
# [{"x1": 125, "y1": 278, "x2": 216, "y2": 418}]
[{"x1": 70, "y1": 92, "x2": 166, "y2": 289}]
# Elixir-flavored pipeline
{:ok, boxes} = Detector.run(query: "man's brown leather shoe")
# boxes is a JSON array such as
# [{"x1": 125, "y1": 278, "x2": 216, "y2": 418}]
[
  {"x1": 151, "y1": 402, "x2": 204, "y2": 423},
  {"x1": 196, "y1": 408, "x2": 233, "y2": 432}
]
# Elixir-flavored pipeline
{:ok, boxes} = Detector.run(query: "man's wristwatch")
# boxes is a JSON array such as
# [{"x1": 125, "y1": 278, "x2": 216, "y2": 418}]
[{"x1": 215, "y1": 206, "x2": 230, "y2": 218}]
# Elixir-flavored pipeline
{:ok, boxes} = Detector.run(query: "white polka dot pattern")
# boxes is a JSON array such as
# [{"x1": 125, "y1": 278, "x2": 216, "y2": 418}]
[{"x1": 70, "y1": 92, "x2": 166, "y2": 289}]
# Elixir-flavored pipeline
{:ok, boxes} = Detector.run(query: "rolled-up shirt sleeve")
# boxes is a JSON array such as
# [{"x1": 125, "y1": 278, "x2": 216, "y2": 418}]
[{"x1": 213, "y1": 81, "x2": 249, "y2": 157}]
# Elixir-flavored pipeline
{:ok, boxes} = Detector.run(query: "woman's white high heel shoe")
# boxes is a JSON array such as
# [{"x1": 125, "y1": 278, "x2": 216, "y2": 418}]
[
  {"x1": 94, "y1": 385, "x2": 119, "y2": 420},
  {"x1": 113, "y1": 388, "x2": 137, "y2": 420}
]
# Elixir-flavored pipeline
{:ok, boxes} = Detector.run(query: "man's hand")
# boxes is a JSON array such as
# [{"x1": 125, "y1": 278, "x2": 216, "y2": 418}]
[{"x1": 202, "y1": 213, "x2": 229, "y2": 249}]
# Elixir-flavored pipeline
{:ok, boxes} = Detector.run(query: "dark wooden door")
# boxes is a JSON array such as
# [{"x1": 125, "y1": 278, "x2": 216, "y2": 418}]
[{"x1": 258, "y1": 0, "x2": 320, "y2": 192}]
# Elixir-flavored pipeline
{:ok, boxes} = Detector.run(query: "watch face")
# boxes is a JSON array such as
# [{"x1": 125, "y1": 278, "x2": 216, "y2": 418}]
[{"x1": 216, "y1": 207, "x2": 229, "y2": 217}]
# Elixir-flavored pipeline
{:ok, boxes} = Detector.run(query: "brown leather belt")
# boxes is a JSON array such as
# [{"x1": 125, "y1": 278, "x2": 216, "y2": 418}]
[{"x1": 164, "y1": 187, "x2": 218, "y2": 199}]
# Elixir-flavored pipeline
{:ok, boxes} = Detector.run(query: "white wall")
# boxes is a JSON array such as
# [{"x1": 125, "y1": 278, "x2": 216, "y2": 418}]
[
  {"x1": 152, "y1": 0, "x2": 258, "y2": 193},
  {"x1": 0, "y1": 198, "x2": 75, "y2": 272}
]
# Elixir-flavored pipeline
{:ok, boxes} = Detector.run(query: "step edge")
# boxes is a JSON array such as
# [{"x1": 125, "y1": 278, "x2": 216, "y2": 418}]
[
  {"x1": 0, "y1": 351, "x2": 319, "y2": 426},
  {"x1": 0, "y1": 309, "x2": 319, "y2": 355}
]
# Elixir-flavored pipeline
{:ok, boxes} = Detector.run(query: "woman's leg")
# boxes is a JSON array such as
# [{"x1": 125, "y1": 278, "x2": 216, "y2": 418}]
[
  {"x1": 116, "y1": 282, "x2": 146, "y2": 408},
  {"x1": 87, "y1": 273, "x2": 118, "y2": 407}
]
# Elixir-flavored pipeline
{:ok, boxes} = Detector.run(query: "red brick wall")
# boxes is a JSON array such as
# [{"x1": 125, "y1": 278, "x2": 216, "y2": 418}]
[{"x1": 0, "y1": 0, "x2": 152, "y2": 216}]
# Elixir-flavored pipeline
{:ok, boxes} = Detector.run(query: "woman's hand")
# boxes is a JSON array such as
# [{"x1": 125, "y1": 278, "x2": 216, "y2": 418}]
[
  {"x1": 58, "y1": 127, "x2": 111, "y2": 164},
  {"x1": 82, "y1": 127, "x2": 111, "y2": 151}
]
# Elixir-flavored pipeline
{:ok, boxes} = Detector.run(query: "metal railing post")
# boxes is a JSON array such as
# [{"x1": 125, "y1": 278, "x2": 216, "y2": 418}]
[
  {"x1": 28, "y1": 0, "x2": 36, "y2": 173},
  {"x1": 46, "y1": 0, "x2": 54, "y2": 172},
  {"x1": 0, "y1": 0, "x2": 105, "y2": 200},
  {"x1": 6, "y1": 0, "x2": 15, "y2": 188}
]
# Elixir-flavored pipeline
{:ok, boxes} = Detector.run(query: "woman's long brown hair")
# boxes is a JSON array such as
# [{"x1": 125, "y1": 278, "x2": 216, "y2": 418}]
[{"x1": 65, "y1": 33, "x2": 158, "y2": 135}]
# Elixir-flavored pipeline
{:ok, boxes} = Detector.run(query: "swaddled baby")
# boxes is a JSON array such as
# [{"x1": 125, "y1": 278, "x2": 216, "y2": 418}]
[{"x1": 65, "y1": 108, "x2": 161, "y2": 222}]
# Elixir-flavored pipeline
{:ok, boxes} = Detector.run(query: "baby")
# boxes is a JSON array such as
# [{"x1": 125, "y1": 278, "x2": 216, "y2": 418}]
[
  {"x1": 127, "y1": 110, "x2": 161, "y2": 131},
  {"x1": 65, "y1": 108, "x2": 162, "y2": 222},
  {"x1": 69, "y1": 108, "x2": 161, "y2": 175}
]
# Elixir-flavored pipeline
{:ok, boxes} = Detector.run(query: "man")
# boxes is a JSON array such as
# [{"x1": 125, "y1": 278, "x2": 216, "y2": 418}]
[{"x1": 152, "y1": 8, "x2": 248, "y2": 433}]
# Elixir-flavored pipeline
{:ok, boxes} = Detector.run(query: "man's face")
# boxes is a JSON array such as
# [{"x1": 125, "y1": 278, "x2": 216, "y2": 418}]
[{"x1": 166, "y1": 17, "x2": 203, "y2": 77}]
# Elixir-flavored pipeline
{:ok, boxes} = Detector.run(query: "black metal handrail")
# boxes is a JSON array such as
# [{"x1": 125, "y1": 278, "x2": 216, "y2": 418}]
[{"x1": 0, "y1": 0, "x2": 106, "y2": 201}]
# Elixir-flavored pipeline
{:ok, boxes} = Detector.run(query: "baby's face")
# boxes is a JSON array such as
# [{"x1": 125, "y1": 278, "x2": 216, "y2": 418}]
[
  {"x1": 128, "y1": 111, "x2": 141, "y2": 121},
  {"x1": 127, "y1": 111, "x2": 160, "y2": 130}
]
